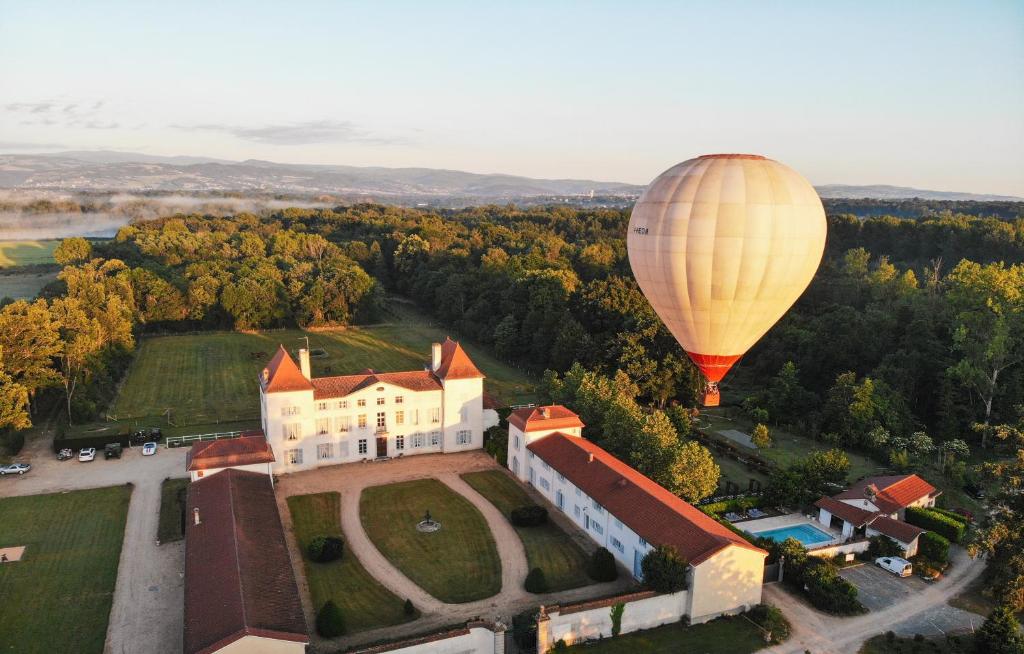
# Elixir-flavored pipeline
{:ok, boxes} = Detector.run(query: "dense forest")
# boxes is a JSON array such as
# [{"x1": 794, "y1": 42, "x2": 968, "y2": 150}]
[{"x1": 2, "y1": 200, "x2": 1023, "y2": 609}]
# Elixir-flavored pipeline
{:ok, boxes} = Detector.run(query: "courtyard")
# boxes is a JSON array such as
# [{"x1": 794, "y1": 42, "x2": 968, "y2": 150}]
[{"x1": 275, "y1": 451, "x2": 634, "y2": 649}]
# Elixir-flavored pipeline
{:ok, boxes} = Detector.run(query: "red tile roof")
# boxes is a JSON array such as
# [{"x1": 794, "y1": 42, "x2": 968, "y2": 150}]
[
  {"x1": 261, "y1": 346, "x2": 314, "y2": 393},
  {"x1": 834, "y1": 474, "x2": 938, "y2": 514},
  {"x1": 869, "y1": 515, "x2": 925, "y2": 545},
  {"x1": 312, "y1": 370, "x2": 442, "y2": 399},
  {"x1": 482, "y1": 391, "x2": 501, "y2": 410},
  {"x1": 527, "y1": 432, "x2": 765, "y2": 565},
  {"x1": 814, "y1": 496, "x2": 876, "y2": 527},
  {"x1": 186, "y1": 433, "x2": 275, "y2": 472},
  {"x1": 184, "y1": 469, "x2": 307, "y2": 654},
  {"x1": 508, "y1": 405, "x2": 585, "y2": 433},
  {"x1": 434, "y1": 337, "x2": 484, "y2": 379}
]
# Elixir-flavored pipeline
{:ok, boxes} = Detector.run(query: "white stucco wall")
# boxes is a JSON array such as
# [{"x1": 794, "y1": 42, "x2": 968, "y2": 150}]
[
  {"x1": 214, "y1": 635, "x2": 306, "y2": 654},
  {"x1": 350, "y1": 625, "x2": 501, "y2": 654},
  {"x1": 189, "y1": 461, "x2": 272, "y2": 482},
  {"x1": 538, "y1": 591, "x2": 688, "y2": 649},
  {"x1": 686, "y1": 545, "x2": 765, "y2": 623},
  {"x1": 261, "y1": 375, "x2": 482, "y2": 474}
]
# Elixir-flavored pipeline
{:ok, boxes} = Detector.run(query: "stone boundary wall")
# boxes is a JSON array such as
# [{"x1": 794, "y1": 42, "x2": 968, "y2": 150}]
[
  {"x1": 537, "y1": 589, "x2": 689, "y2": 650},
  {"x1": 348, "y1": 620, "x2": 504, "y2": 654}
]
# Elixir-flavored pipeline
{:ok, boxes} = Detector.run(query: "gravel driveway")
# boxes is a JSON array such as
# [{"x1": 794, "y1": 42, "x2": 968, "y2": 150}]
[{"x1": 1, "y1": 433, "x2": 190, "y2": 654}]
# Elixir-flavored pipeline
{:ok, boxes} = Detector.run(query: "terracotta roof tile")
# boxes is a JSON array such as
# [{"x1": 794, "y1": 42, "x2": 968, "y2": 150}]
[
  {"x1": 312, "y1": 370, "x2": 442, "y2": 399},
  {"x1": 834, "y1": 474, "x2": 938, "y2": 513},
  {"x1": 814, "y1": 496, "x2": 876, "y2": 527},
  {"x1": 261, "y1": 346, "x2": 314, "y2": 393},
  {"x1": 508, "y1": 405, "x2": 585, "y2": 433},
  {"x1": 186, "y1": 434, "x2": 276, "y2": 472},
  {"x1": 527, "y1": 432, "x2": 765, "y2": 565},
  {"x1": 184, "y1": 469, "x2": 308, "y2": 653},
  {"x1": 869, "y1": 515, "x2": 925, "y2": 544},
  {"x1": 435, "y1": 337, "x2": 484, "y2": 379}
]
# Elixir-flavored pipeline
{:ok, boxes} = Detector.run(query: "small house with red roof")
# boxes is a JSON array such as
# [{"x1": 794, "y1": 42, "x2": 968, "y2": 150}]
[
  {"x1": 814, "y1": 473, "x2": 940, "y2": 557},
  {"x1": 507, "y1": 405, "x2": 767, "y2": 624},
  {"x1": 259, "y1": 338, "x2": 487, "y2": 472},
  {"x1": 185, "y1": 432, "x2": 276, "y2": 482}
]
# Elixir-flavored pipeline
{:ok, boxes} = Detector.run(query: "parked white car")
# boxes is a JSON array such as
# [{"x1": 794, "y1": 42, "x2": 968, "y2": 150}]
[
  {"x1": 142, "y1": 442, "x2": 158, "y2": 456},
  {"x1": 79, "y1": 447, "x2": 97, "y2": 462},
  {"x1": 0, "y1": 463, "x2": 31, "y2": 475},
  {"x1": 876, "y1": 556, "x2": 913, "y2": 577}
]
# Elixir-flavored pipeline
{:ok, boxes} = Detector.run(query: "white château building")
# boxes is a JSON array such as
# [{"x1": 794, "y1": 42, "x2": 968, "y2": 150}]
[
  {"x1": 259, "y1": 338, "x2": 487, "y2": 472},
  {"x1": 507, "y1": 405, "x2": 767, "y2": 624}
]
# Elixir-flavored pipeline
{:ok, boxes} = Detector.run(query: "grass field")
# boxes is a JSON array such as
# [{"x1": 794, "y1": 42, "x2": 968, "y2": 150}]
[
  {"x1": 0, "y1": 485, "x2": 132, "y2": 653},
  {"x1": 461, "y1": 470, "x2": 592, "y2": 592},
  {"x1": 108, "y1": 303, "x2": 535, "y2": 433},
  {"x1": 287, "y1": 492, "x2": 416, "y2": 633},
  {"x1": 858, "y1": 633, "x2": 974, "y2": 653},
  {"x1": 563, "y1": 615, "x2": 767, "y2": 653},
  {"x1": 157, "y1": 477, "x2": 189, "y2": 543},
  {"x1": 359, "y1": 479, "x2": 502, "y2": 603},
  {"x1": 0, "y1": 268, "x2": 58, "y2": 300},
  {"x1": 0, "y1": 239, "x2": 58, "y2": 267}
]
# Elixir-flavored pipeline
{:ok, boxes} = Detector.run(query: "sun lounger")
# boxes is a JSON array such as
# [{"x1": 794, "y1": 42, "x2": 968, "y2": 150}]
[
  {"x1": 724, "y1": 512, "x2": 743, "y2": 522},
  {"x1": 748, "y1": 508, "x2": 767, "y2": 518}
]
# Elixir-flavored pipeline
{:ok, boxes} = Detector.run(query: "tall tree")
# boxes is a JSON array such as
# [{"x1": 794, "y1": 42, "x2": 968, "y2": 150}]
[{"x1": 0, "y1": 299, "x2": 61, "y2": 413}]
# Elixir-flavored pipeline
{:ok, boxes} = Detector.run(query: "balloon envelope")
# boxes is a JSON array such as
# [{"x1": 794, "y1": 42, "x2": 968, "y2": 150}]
[{"x1": 627, "y1": 154, "x2": 827, "y2": 394}]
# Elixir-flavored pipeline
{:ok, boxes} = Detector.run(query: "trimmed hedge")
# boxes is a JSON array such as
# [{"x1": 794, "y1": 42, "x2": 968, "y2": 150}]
[
  {"x1": 918, "y1": 531, "x2": 951, "y2": 564},
  {"x1": 905, "y1": 507, "x2": 966, "y2": 544},
  {"x1": 699, "y1": 495, "x2": 766, "y2": 516},
  {"x1": 525, "y1": 567, "x2": 548, "y2": 593},
  {"x1": 316, "y1": 600, "x2": 346, "y2": 637},
  {"x1": 929, "y1": 507, "x2": 970, "y2": 525},
  {"x1": 802, "y1": 560, "x2": 866, "y2": 615},
  {"x1": 308, "y1": 535, "x2": 344, "y2": 563},
  {"x1": 587, "y1": 547, "x2": 618, "y2": 582},
  {"x1": 510, "y1": 505, "x2": 548, "y2": 527}
]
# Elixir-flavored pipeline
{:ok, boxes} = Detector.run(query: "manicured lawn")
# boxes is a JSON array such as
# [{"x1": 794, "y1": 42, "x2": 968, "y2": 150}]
[
  {"x1": 0, "y1": 239, "x2": 58, "y2": 267},
  {"x1": 859, "y1": 632, "x2": 974, "y2": 653},
  {"x1": 0, "y1": 485, "x2": 132, "y2": 653},
  {"x1": 108, "y1": 302, "x2": 535, "y2": 431},
  {"x1": 287, "y1": 492, "x2": 416, "y2": 633},
  {"x1": 462, "y1": 470, "x2": 592, "y2": 592},
  {"x1": 564, "y1": 615, "x2": 767, "y2": 653},
  {"x1": 157, "y1": 477, "x2": 189, "y2": 543},
  {"x1": 360, "y1": 479, "x2": 502, "y2": 603}
]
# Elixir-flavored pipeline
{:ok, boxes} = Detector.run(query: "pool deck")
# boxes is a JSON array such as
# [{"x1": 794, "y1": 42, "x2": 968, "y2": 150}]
[{"x1": 738, "y1": 512, "x2": 844, "y2": 548}]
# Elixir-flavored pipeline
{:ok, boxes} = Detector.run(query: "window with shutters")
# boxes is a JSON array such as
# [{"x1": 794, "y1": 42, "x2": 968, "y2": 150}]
[
  {"x1": 283, "y1": 423, "x2": 301, "y2": 440},
  {"x1": 317, "y1": 443, "x2": 333, "y2": 460}
]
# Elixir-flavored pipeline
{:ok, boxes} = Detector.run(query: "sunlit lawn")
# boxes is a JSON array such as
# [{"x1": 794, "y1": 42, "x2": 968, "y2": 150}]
[
  {"x1": 0, "y1": 239, "x2": 58, "y2": 267},
  {"x1": 0, "y1": 485, "x2": 132, "y2": 654},
  {"x1": 157, "y1": 477, "x2": 189, "y2": 543},
  {"x1": 287, "y1": 492, "x2": 416, "y2": 633},
  {"x1": 360, "y1": 479, "x2": 501, "y2": 603},
  {"x1": 462, "y1": 470, "x2": 592, "y2": 592}
]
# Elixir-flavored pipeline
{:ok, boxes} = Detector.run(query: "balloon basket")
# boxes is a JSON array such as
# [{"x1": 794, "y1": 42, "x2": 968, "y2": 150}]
[{"x1": 702, "y1": 383, "x2": 720, "y2": 407}]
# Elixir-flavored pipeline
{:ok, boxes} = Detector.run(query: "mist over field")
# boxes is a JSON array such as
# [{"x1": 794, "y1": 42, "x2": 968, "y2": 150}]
[{"x1": 0, "y1": 190, "x2": 333, "y2": 240}]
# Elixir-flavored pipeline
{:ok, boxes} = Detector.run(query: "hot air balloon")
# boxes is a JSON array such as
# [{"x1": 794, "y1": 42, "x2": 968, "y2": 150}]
[{"x1": 627, "y1": 154, "x2": 827, "y2": 406}]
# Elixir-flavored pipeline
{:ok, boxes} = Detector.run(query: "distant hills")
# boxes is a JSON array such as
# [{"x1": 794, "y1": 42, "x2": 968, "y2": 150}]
[{"x1": 0, "y1": 151, "x2": 1019, "y2": 202}]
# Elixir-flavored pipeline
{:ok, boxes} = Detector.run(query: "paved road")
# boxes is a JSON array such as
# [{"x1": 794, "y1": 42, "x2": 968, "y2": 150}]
[
  {"x1": 275, "y1": 451, "x2": 634, "y2": 652},
  {"x1": 762, "y1": 548, "x2": 985, "y2": 654},
  {"x1": 0, "y1": 432, "x2": 190, "y2": 654}
]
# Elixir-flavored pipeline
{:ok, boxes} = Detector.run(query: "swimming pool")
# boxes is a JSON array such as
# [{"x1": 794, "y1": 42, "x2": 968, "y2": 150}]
[{"x1": 751, "y1": 523, "x2": 834, "y2": 546}]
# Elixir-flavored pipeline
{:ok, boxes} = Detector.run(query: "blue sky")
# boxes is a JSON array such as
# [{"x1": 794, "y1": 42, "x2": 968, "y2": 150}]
[{"x1": 1, "y1": 1, "x2": 1022, "y2": 195}]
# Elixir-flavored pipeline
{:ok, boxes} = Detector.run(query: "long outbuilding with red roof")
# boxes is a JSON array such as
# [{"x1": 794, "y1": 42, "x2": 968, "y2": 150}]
[{"x1": 506, "y1": 405, "x2": 766, "y2": 624}]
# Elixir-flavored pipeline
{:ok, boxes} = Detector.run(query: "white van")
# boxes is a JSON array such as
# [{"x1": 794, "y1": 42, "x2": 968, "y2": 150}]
[{"x1": 876, "y1": 556, "x2": 913, "y2": 577}]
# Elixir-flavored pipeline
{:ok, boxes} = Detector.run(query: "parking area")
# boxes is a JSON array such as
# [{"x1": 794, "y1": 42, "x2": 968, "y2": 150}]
[{"x1": 840, "y1": 562, "x2": 930, "y2": 611}]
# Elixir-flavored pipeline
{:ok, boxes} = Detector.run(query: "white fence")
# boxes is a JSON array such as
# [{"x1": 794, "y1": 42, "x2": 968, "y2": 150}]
[
  {"x1": 537, "y1": 589, "x2": 689, "y2": 650},
  {"x1": 808, "y1": 539, "x2": 870, "y2": 559},
  {"x1": 166, "y1": 430, "x2": 246, "y2": 448},
  {"x1": 348, "y1": 621, "x2": 504, "y2": 654}
]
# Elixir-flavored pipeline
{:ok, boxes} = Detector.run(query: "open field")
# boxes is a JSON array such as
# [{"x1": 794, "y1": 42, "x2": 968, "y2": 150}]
[
  {"x1": 287, "y1": 492, "x2": 416, "y2": 633},
  {"x1": 360, "y1": 478, "x2": 502, "y2": 603},
  {"x1": 0, "y1": 268, "x2": 58, "y2": 299},
  {"x1": 0, "y1": 485, "x2": 132, "y2": 653},
  {"x1": 107, "y1": 303, "x2": 535, "y2": 434},
  {"x1": 462, "y1": 470, "x2": 592, "y2": 592},
  {"x1": 157, "y1": 477, "x2": 189, "y2": 543},
  {"x1": 563, "y1": 615, "x2": 768, "y2": 653},
  {"x1": 0, "y1": 239, "x2": 58, "y2": 267}
]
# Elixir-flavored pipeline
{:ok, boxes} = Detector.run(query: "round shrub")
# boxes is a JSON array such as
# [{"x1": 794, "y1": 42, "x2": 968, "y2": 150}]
[
  {"x1": 316, "y1": 600, "x2": 346, "y2": 637},
  {"x1": 525, "y1": 567, "x2": 549, "y2": 593},
  {"x1": 587, "y1": 547, "x2": 618, "y2": 582},
  {"x1": 510, "y1": 505, "x2": 548, "y2": 527},
  {"x1": 404, "y1": 598, "x2": 416, "y2": 616},
  {"x1": 747, "y1": 604, "x2": 790, "y2": 643},
  {"x1": 308, "y1": 535, "x2": 344, "y2": 563}
]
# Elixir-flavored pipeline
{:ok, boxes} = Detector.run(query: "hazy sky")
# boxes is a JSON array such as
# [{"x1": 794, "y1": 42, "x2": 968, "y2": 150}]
[{"x1": 1, "y1": 1, "x2": 1022, "y2": 195}]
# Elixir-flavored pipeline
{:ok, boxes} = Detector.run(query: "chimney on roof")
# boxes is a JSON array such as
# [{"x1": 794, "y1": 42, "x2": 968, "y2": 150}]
[
  {"x1": 431, "y1": 342, "x2": 442, "y2": 372},
  {"x1": 588, "y1": 452, "x2": 594, "y2": 463},
  {"x1": 299, "y1": 348, "x2": 311, "y2": 381},
  {"x1": 541, "y1": 406, "x2": 550, "y2": 419},
  {"x1": 193, "y1": 507, "x2": 201, "y2": 526}
]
